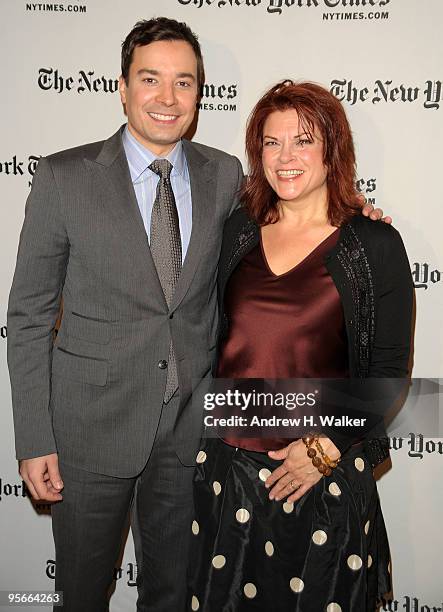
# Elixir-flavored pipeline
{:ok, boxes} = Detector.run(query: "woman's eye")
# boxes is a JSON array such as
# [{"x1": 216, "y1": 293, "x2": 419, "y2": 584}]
[{"x1": 297, "y1": 139, "x2": 313, "y2": 147}]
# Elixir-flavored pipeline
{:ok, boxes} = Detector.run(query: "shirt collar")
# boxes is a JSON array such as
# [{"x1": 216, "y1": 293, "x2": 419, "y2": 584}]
[{"x1": 122, "y1": 125, "x2": 186, "y2": 183}]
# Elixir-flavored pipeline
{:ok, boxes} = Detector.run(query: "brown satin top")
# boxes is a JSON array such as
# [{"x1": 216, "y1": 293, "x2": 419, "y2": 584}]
[{"x1": 218, "y1": 228, "x2": 348, "y2": 451}]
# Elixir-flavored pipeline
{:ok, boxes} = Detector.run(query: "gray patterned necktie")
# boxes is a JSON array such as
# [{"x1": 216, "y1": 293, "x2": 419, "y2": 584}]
[{"x1": 149, "y1": 159, "x2": 181, "y2": 402}]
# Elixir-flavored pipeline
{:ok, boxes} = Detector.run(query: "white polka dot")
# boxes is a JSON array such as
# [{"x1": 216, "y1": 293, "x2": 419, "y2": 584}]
[
  {"x1": 290, "y1": 577, "x2": 304, "y2": 593},
  {"x1": 243, "y1": 583, "x2": 257, "y2": 599},
  {"x1": 368, "y1": 555, "x2": 373, "y2": 568},
  {"x1": 236, "y1": 508, "x2": 250, "y2": 523},
  {"x1": 347, "y1": 554, "x2": 363, "y2": 570},
  {"x1": 213, "y1": 481, "x2": 222, "y2": 496},
  {"x1": 327, "y1": 604, "x2": 342, "y2": 612},
  {"x1": 212, "y1": 555, "x2": 226, "y2": 569},
  {"x1": 192, "y1": 520, "x2": 199, "y2": 535},
  {"x1": 196, "y1": 450, "x2": 207, "y2": 464},
  {"x1": 364, "y1": 520, "x2": 370, "y2": 535},
  {"x1": 283, "y1": 501, "x2": 294, "y2": 514},
  {"x1": 265, "y1": 541, "x2": 274, "y2": 557},
  {"x1": 329, "y1": 482, "x2": 341, "y2": 496},
  {"x1": 312, "y1": 530, "x2": 328, "y2": 545},
  {"x1": 191, "y1": 595, "x2": 199, "y2": 611},
  {"x1": 354, "y1": 457, "x2": 365, "y2": 472},
  {"x1": 259, "y1": 468, "x2": 271, "y2": 482}
]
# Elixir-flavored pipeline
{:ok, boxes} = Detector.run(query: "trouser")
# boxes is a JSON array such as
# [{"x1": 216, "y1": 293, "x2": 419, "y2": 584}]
[{"x1": 51, "y1": 395, "x2": 196, "y2": 612}]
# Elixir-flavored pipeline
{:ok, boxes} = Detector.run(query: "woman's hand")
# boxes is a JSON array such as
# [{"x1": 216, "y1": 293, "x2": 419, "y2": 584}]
[{"x1": 265, "y1": 438, "x2": 341, "y2": 504}]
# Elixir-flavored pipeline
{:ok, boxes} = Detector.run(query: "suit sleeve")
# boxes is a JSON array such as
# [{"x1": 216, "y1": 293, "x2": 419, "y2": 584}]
[
  {"x1": 7, "y1": 157, "x2": 69, "y2": 460},
  {"x1": 227, "y1": 156, "x2": 245, "y2": 217}
]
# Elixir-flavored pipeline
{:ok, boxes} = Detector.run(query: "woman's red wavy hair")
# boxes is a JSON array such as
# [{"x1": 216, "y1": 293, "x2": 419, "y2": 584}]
[{"x1": 241, "y1": 80, "x2": 362, "y2": 226}]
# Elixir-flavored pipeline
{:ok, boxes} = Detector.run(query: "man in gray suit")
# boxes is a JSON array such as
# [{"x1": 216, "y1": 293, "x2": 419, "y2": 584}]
[{"x1": 7, "y1": 18, "x2": 242, "y2": 611}]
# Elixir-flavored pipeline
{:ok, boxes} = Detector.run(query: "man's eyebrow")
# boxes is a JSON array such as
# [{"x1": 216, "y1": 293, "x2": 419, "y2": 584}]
[
  {"x1": 176, "y1": 72, "x2": 196, "y2": 81},
  {"x1": 135, "y1": 69, "x2": 195, "y2": 81},
  {"x1": 136, "y1": 69, "x2": 159, "y2": 76}
]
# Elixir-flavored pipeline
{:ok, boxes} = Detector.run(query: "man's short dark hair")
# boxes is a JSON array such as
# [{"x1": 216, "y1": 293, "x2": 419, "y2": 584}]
[{"x1": 121, "y1": 17, "x2": 205, "y2": 88}]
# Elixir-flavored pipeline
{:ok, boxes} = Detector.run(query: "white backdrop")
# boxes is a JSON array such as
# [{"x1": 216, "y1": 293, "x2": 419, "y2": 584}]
[{"x1": 0, "y1": 0, "x2": 442, "y2": 610}]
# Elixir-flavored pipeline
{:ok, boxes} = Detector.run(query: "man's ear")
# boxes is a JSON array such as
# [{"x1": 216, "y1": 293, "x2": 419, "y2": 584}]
[{"x1": 119, "y1": 76, "x2": 127, "y2": 105}]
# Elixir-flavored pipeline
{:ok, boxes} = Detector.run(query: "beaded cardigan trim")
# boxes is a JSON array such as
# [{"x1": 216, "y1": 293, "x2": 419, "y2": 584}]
[
  {"x1": 335, "y1": 224, "x2": 375, "y2": 378},
  {"x1": 225, "y1": 218, "x2": 258, "y2": 278}
]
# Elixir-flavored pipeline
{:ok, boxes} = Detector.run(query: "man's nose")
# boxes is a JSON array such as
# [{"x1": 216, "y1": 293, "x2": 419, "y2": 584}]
[{"x1": 155, "y1": 83, "x2": 177, "y2": 106}]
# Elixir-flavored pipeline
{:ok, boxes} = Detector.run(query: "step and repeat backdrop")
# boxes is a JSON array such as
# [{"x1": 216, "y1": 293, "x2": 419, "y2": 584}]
[{"x1": 0, "y1": 0, "x2": 442, "y2": 610}]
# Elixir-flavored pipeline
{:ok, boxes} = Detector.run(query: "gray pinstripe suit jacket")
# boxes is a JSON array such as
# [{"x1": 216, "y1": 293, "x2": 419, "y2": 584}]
[{"x1": 7, "y1": 126, "x2": 243, "y2": 476}]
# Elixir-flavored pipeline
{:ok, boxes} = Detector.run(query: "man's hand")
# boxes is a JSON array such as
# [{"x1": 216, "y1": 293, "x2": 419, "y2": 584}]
[
  {"x1": 360, "y1": 197, "x2": 392, "y2": 224},
  {"x1": 265, "y1": 438, "x2": 340, "y2": 504},
  {"x1": 19, "y1": 453, "x2": 63, "y2": 502}
]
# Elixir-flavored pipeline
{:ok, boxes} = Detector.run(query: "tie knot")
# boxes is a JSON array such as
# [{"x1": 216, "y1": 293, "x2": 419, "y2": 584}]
[{"x1": 149, "y1": 159, "x2": 173, "y2": 179}]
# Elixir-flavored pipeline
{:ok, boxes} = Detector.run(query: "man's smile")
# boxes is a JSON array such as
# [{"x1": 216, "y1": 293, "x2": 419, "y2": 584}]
[{"x1": 148, "y1": 112, "x2": 179, "y2": 122}]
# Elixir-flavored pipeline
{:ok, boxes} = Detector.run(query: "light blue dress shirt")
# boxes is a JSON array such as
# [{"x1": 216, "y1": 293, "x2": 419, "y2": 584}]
[{"x1": 122, "y1": 125, "x2": 192, "y2": 262}]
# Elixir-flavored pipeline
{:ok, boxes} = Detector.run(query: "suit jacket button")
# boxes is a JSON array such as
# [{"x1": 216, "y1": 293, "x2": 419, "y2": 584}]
[{"x1": 158, "y1": 359, "x2": 168, "y2": 370}]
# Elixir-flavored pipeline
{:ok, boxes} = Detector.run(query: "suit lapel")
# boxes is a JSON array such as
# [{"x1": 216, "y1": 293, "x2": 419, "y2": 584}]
[
  {"x1": 85, "y1": 127, "x2": 167, "y2": 309},
  {"x1": 84, "y1": 130, "x2": 215, "y2": 312},
  {"x1": 171, "y1": 140, "x2": 216, "y2": 311}
]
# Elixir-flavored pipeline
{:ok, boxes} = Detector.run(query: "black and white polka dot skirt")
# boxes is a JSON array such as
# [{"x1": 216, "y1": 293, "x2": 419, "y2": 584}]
[{"x1": 187, "y1": 438, "x2": 391, "y2": 612}]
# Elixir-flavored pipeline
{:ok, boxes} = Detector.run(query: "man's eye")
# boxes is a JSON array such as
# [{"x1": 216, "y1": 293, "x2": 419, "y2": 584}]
[
  {"x1": 177, "y1": 81, "x2": 191, "y2": 88},
  {"x1": 143, "y1": 78, "x2": 156, "y2": 84}
]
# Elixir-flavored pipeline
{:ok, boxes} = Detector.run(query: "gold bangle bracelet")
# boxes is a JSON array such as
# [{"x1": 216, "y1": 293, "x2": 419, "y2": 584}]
[
  {"x1": 302, "y1": 435, "x2": 334, "y2": 477},
  {"x1": 314, "y1": 438, "x2": 340, "y2": 469}
]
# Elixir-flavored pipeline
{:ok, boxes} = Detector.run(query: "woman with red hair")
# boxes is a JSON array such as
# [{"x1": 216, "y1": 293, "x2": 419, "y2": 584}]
[{"x1": 188, "y1": 81, "x2": 412, "y2": 611}]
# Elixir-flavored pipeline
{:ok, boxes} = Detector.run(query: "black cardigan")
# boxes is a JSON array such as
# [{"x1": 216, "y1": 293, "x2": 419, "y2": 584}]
[{"x1": 216, "y1": 208, "x2": 414, "y2": 467}]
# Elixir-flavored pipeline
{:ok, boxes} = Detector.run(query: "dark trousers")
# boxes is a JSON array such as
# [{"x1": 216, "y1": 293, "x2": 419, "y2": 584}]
[{"x1": 51, "y1": 396, "x2": 196, "y2": 612}]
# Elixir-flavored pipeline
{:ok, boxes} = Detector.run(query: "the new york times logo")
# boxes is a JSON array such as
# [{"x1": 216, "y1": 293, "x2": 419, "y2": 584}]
[
  {"x1": 411, "y1": 263, "x2": 441, "y2": 290},
  {"x1": 46, "y1": 560, "x2": 139, "y2": 586},
  {"x1": 390, "y1": 434, "x2": 443, "y2": 459},
  {"x1": 36, "y1": 69, "x2": 237, "y2": 110},
  {"x1": 198, "y1": 83, "x2": 238, "y2": 112},
  {"x1": 178, "y1": 0, "x2": 390, "y2": 16},
  {"x1": 331, "y1": 79, "x2": 442, "y2": 110},
  {"x1": 38, "y1": 68, "x2": 118, "y2": 94},
  {"x1": 0, "y1": 156, "x2": 41, "y2": 188},
  {"x1": 380, "y1": 594, "x2": 443, "y2": 611},
  {"x1": 0, "y1": 477, "x2": 28, "y2": 502}
]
